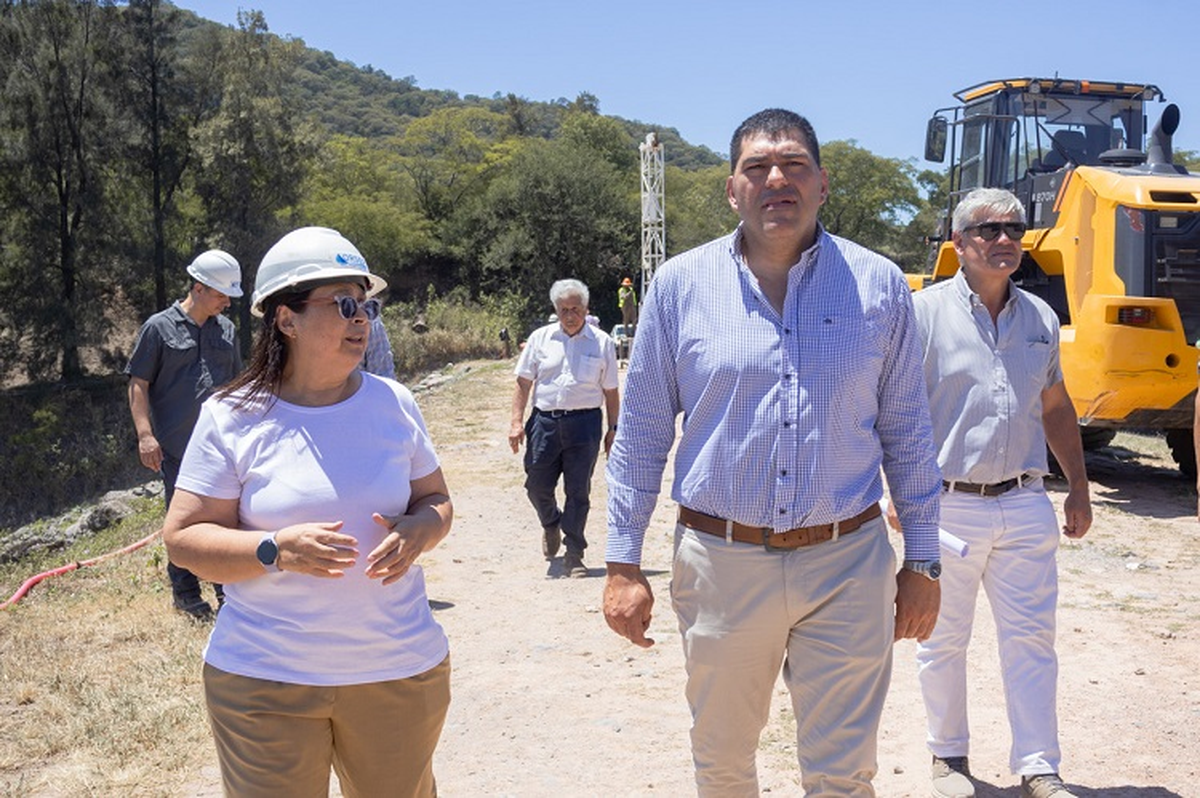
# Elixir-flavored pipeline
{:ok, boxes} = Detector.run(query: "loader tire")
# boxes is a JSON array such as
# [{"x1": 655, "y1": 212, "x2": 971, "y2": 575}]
[{"x1": 1165, "y1": 428, "x2": 1197, "y2": 480}]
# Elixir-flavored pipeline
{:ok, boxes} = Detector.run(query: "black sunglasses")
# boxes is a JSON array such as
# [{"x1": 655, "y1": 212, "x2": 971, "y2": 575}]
[
  {"x1": 299, "y1": 295, "x2": 382, "y2": 321},
  {"x1": 965, "y1": 221, "x2": 1027, "y2": 241}
]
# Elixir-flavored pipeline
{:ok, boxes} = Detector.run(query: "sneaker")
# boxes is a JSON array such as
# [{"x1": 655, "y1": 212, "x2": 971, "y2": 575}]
[
  {"x1": 173, "y1": 594, "x2": 214, "y2": 622},
  {"x1": 542, "y1": 524, "x2": 561, "y2": 560},
  {"x1": 931, "y1": 756, "x2": 974, "y2": 798},
  {"x1": 563, "y1": 551, "x2": 587, "y2": 578},
  {"x1": 1021, "y1": 773, "x2": 1076, "y2": 798}
]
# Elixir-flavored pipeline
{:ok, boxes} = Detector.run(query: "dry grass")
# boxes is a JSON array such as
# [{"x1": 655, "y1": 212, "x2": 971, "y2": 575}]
[
  {"x1": 0, "y1": 498, "x2": 213, "y2": 796},
  {"x1": 0, "y1": 360, "x2": 509, "y2": 797}
]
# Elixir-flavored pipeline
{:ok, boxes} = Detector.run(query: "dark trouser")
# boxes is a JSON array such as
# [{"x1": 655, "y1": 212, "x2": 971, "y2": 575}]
[
  {"x1": 622, "y1": 303, "x2": 637, "y2": 337},
  {"x1": 523, "y1": 408, "x2": 602, "y2": 554},
  {"x1": 162, "y1": 454, "x2": 223, "y2": 602}
]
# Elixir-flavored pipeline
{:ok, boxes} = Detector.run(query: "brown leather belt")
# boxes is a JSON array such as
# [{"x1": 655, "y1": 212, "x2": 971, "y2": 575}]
[{"x1": 677, "y1": 504, "x2": 881, "y2": 550}]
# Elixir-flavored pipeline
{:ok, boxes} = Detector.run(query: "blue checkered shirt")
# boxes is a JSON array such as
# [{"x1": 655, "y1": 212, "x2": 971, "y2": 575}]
[
  {"x1": 362, "y1": 316, "x2": 395, "y2": 379},
  {"x1": 605, "y1": 226, "x2": 941, "y2": 564}
]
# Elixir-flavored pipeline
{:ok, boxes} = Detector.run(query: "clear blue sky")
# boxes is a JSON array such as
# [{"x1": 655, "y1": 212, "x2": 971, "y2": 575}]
[{"x1": 177, "y1": 0, "x2": 1200, "y2": 164}]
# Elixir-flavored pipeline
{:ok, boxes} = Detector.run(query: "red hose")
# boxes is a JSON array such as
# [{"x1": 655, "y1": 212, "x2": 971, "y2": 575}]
[{"x1": 1, "y1": 529, "x2": 162, "y2": 610}]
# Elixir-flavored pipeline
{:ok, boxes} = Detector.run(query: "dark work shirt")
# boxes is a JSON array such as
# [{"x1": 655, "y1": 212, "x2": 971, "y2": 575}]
[{"x1": 125, "y1": 302, "x2": 242, "y2": 459}]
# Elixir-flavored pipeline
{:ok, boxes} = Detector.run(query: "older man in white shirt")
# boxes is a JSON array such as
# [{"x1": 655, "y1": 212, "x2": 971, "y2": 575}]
[{"x1": 509, "y1": 279, "x2": 619, "y2": 577}]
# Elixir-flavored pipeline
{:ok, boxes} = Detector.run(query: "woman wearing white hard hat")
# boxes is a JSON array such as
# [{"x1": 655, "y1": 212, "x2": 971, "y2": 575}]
[{"x1": 164, "y1": 227, "x2": 453, "y2": 796}]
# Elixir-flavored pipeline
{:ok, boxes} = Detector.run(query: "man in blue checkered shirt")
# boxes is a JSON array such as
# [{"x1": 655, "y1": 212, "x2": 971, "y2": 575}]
[{"x1": 604, "y1": 108, "x2": 943, "y2": 796}]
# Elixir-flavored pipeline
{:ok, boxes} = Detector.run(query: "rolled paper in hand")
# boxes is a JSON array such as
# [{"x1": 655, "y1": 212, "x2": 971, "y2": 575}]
[
  {"x1": 939, "y1": 529, "x2": 969, "y2": 558},
  {"x1": 880, "y1": 496, "x2": 970, "y2": 557}
]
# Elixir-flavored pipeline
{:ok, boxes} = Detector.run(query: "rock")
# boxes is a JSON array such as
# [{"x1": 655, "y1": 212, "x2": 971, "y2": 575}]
[{"x1": 0, "y1": 485, "x2": 148, "y2": 563}]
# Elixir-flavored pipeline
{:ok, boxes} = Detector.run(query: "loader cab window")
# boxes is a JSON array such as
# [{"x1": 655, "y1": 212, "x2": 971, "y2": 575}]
[
  {"x1": 955, "y1": 91, "x2": 1023, "y2": 189},
  {"x1": 1023, "y1": 94, "x2": 1144, "y2": 169},
  {"x1": 958, "y1": 101, "x2": 990, "y2": 190}
]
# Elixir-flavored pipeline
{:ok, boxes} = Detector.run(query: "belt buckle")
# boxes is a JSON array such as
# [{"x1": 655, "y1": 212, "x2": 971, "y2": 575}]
[
  {"x1": 761, "y1": 527, "x2": 791, "y2": 552},
  {"x1": 549, "y1": 409, "x2": 566, "y2": 418}
]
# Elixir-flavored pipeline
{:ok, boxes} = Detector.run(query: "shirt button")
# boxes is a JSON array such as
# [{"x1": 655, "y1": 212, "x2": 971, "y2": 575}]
[
  {"x1": 779, "y1": 508, "x2": 786, "y2": 515},
  {"x1": 781, "y1": 469, "x2": 788, "y2": 477}
]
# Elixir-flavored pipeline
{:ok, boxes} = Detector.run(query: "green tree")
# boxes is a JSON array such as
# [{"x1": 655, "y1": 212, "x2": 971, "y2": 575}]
[
  {"x1": 559, "y1": 110, "x2": 636, "y2": 172},
  {"x1": 456, "y1": 137, "x2": 636, "y2": 317},
  {"x1": 0, "y1": 0, "x2": 125, "y2": 381},
  {"x1": 189, "y1": 9, "x2": 316, "y2": 346},
  {"x1": 820, "y1": 140, "x2": 922, "y2": 269},
  {"x1": 665, "y1": 164, "x2": 735, "y2": 256},
  {"x1": 297, "y1": 135, "x2": 435, "y2": 293},
  {"x1": 396, "y1": 106, "x2": 513, "y2": 224},
  {"x1": 1175, "y1": 148, "x2": 1200, "y2": 173},
  {"x1": 120, "y1": 0, "x2": 222, "y2": 311}
]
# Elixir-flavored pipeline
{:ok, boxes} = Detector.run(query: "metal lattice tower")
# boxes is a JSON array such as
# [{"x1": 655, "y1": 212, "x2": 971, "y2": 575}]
[{"x1": 639, "y1": 132, "x2": 665, "y2": 297}]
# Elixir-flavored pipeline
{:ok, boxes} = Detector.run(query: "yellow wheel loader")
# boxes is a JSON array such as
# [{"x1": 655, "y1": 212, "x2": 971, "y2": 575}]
[{"x1": 923, "y1": 78, "x2": 1200, "y2": 477}]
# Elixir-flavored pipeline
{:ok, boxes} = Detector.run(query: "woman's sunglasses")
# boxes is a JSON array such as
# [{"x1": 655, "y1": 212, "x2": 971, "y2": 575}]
[{"x1": 299, "y1": 296, "x2": 382, "y2": 321}]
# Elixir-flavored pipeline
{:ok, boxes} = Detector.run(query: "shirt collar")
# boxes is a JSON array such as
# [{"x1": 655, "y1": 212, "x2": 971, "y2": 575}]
[
  {"x1": 550, "y1": 321, "x2": 596, "y2": 341},
  {"x1": 730, "y1": 222, "x2": 826, "y2": 273},
  {"x1": 951, "y1": 268, "x2": 1020, "y2": 312},
  {"x1": 167, "y1": 300, "x2": 199, "y2": 326}
]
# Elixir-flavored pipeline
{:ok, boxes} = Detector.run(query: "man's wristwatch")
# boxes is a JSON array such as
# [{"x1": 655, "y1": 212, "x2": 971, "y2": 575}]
[
  {"x1": 256, "y1": 531, "x2": 280, "y2": 572},
  {"x1": 902, "y1": 559, "x2": 942, "y2": 581}
]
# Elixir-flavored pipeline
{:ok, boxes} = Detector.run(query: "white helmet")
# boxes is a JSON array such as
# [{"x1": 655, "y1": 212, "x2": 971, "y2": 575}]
[
  {"x1": 186, "y1": 249, "x2": 243, "y2": 297},
  {"x1": 251, "y1": 227, "x2": 387, "y2": 317}
]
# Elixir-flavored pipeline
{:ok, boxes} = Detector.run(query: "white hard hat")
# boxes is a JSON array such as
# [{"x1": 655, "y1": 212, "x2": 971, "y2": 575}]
[
  {"x1": 251, "y1": 227, "x2": 386, "y2": 317},
  {"x1": 186, "y1": 249, "x2": 243, "y2": 298}
]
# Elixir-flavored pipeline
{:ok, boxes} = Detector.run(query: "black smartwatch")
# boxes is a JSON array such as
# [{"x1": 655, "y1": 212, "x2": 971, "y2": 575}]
[
  {"x1": 902, "y1": 559, "x2": 942, "y2": 581},
  {"x1": 256, "y1": 531, "x2": 280, "y2": 572}
]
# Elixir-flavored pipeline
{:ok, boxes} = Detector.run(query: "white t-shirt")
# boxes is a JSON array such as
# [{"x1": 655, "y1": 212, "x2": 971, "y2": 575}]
[
  {"x1": 177, "y1": 373, "x2": 448, "y2": 686},
  {"x1": 515, "y1": 322, "x2": 618, "y2": 412}
]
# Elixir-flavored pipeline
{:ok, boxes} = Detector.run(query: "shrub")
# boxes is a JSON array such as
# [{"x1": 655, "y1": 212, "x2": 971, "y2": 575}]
[
  {"x1": 0, "y1": 377, "x2": 145, "y2": 531},
  {"x1": 382, "y1": 287, "x2": 525, "y2": 381}
]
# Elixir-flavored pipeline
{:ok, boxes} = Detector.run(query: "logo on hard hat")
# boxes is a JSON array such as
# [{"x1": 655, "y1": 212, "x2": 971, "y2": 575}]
[{"x1": 336, "y1": 252, "x2": 367, "y2": 270}]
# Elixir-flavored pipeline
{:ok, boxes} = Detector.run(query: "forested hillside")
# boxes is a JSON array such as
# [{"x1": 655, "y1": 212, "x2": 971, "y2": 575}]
[{"x1": 0, "y1": 0, "x2": 942, "y2": 388}]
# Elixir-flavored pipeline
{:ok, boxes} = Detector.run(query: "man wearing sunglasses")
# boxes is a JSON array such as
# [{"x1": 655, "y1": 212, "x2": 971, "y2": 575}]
[
  {"x1": 509, "y1": 279, "x2": 619, "y2": 578},
  {"x1": 910, "y1": 188, "x2": 1092, "y2": 798},
  {"x1": 126, "y1": 249, "x2": 244, "y2": 621}
]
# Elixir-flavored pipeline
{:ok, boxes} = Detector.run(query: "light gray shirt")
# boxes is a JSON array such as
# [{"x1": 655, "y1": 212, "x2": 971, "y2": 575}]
[{"x1": 912, "y1": 269, "x2": 1062, "y2": 484}]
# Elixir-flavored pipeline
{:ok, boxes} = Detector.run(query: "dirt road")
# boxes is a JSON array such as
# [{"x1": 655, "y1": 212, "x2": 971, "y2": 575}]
[{"x1": 192, "y1": 360, "x2": 1198, "y2": 796}]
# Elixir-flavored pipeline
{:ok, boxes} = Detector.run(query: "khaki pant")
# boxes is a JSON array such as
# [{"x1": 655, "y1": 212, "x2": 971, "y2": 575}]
[
  {"x1": 671, "y1": 518, "x2": 895, "y2": 797},
  {"x1": 203, "y1": 655, "x2": 451, "y2": 797}
]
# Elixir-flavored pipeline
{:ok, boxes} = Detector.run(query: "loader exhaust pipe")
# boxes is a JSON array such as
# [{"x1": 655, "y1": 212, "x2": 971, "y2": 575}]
[{"x1": 1147, "y1": 104, "x2": 1184, "y2": 174}]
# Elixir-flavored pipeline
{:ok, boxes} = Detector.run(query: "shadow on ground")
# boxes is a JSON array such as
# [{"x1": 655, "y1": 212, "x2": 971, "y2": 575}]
[
  {"x1": 1044, "y1": 444, "x2": 1194, "y2": 520},
  {"x1": 975, "y1": 783, "x2": 1182, "y2": 798}
]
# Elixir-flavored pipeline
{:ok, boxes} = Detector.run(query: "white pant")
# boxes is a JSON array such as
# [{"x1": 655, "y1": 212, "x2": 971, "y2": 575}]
[
  {"x1": 670, "y1": 517, "x2": 896, "y2": 797},
  {"x1": 916, "y1": 485, "x2": 1061, "y2": 775}
]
